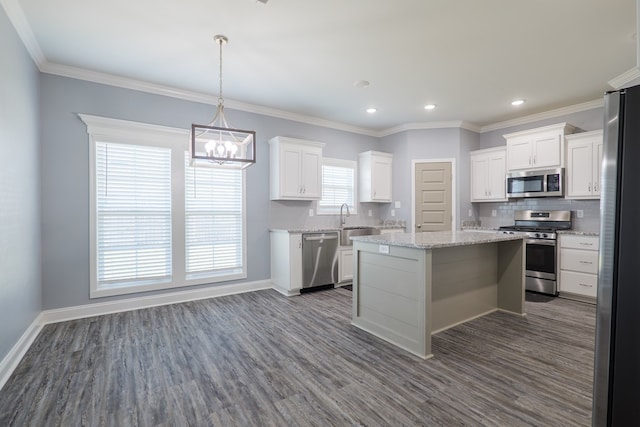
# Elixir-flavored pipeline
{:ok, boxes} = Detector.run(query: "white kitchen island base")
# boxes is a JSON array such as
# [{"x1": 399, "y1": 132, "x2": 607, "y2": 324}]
[{"x1": 351, "y1": 232, "x2": 525, "y2": 359}]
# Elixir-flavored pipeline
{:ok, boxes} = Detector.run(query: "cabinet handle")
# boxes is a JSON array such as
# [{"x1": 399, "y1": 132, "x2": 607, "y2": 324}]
[
  {"x1": 594, "y1": 183, "x2": 598, "y2": 192},
  {"x1": 299, "y1": 241, "x2": 302, "y2": 248},
  {"x1": 529, "y1": 156, "x2": 532, "y2": 165},
  {"x1": 579, "y1": 242, "x2": 593, "y2": 247},
  {"x1": 579, "y1": 261, "x2": 593, "y2": 265},
  {"x1": 588, "y1": 183, "x2": 591, "y2": 192},
  {"x1": 303, "y1": 185, "x2": 306, "y2": 194},
  {"x1": 488, "y1": 190, "x2": 492, "y2": 196},
  {"x1": 373, "y1": 190, "x2": 376, "y2": 197},
  {"x1": 579, "y1": 283, "x2": 593, "y2": 288},
  {"x1": 533, "y1": 155, "x2": 536, "y2": 164}
]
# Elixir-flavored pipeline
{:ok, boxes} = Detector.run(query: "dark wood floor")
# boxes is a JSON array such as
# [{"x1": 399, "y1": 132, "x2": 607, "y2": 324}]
[{"x1": 0, "y1": 288, "x2": 595, "y2": 426}]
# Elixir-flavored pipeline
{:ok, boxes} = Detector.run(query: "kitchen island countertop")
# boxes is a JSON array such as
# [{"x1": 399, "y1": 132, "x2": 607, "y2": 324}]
[{"x1": 351, "y1": 230, "x2": 523, "y2": 249}]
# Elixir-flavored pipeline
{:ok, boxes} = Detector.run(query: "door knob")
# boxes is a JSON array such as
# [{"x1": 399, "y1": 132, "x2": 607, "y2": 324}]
[{"x1": 416, "y1": 224, "x2": 422, "y2": 229}]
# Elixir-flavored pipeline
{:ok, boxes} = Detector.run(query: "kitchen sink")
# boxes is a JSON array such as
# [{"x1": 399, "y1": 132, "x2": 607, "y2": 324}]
[{"x1": 340, "y1": 226, "x2": 381, "y2": 246}]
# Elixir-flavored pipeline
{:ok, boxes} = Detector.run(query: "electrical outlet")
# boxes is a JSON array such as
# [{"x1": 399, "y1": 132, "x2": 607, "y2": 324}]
[
  {"x1": 391, "y1": 209, "x2": 396, "y2": 217},
  {"x1": 309, "y1": 209, "x2": 314, "y2": 217},
  {"x1": 577, "y1": 210, "x2": 584, "y2": 218},
  {"x1": 368, "y1": 209, "x2": 372, "y2": 217},
  {"x1": 491, "y1": 210, "x2": 497, "y2": 217},
  {"x1": 468, "y1": 209, "x2": 473, "y2": 217},
  {"x1": 395, "y1": 201, "x2": 401, "y2": 209}
]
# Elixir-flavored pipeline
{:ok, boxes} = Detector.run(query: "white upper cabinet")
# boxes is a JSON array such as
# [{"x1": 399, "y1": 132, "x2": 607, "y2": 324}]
[
  {"x1": 504, "y1": 123, "x2": 575, "y2": 171},
  {"x1": 470, "y1": 147, "x2": 507, "y2": 202},
  {"x1": 359, "y1": 151, "x2": 392, "y2": 202},
  {"x1": 565, "y1": 130, "x2": 603, "y2": 199},
  {"x1": 269, "y1": 136, "x2": 325, "y2": 200}
]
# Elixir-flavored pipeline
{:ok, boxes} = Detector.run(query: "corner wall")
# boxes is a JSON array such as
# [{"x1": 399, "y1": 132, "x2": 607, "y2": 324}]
[{"x1": 0, "y1": 6, "x2": 42, "y2": 362}]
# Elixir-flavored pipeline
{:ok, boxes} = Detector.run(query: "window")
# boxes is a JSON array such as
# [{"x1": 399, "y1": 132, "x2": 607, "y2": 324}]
[
  {"x1": 185, "y1": 154, "x2": 243, "y2": 278},
  {"x1": 84, "y1": 115, "x2": 246, "y2": 298},
  {"x1": 318, "y1": 158, "x2": 357, "y2": 214},
  {"x1": 96, "y1": 143, "x2": 172, "y2": 288}
]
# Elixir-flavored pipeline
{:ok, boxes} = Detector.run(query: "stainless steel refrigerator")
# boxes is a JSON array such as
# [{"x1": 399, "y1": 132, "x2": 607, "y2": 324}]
[{"x1": 593, "y1": 84, "x2": 640, "y2": 425}]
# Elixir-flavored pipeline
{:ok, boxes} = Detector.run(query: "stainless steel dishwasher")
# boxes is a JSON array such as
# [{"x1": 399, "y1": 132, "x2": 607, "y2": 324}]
[{"x1": 301, "y1": 232, "x2": 339, "y2": 291}]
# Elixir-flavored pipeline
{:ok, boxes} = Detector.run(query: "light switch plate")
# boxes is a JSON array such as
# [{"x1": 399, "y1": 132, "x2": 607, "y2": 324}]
[
  {"x1": 395, "y1": 201, "x2": 401, "y2": 209},
  {"x1": 491, "y1": 210, "x2": 497, "y2": 217},
  {"x1": 368, "y1": 209, "x2": 372, "y2": 217},
  {"x1": 309, "y1": 209, "x2": 314, "y2": 217},
  {"x1": 391, "y1": 209, "x2": 396, "y2": 217},
  {"x1": 468, "y1": 209, "x2": 473, "y2": 217},
  {"x1": 577, "y1": 210, "x2": 584, "y2": 218}
]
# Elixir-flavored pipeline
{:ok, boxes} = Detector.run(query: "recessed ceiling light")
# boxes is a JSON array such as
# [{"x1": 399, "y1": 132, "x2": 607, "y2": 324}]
[
  {"x1": 511, "y1": 99, "x2": 526, "y2": 106},
  {"x1": 354, "y1": 80, "x2": 371, "y2": 88},
  {"x1": 424, "y1": 104, "x2": 436, "y2": 110},
  {"x1": 366, "y1": 108, "x2": 377, "y2": 114}
]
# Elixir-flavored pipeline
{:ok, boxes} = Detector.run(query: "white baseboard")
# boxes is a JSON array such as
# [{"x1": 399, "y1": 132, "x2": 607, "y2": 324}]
[
  {"x1": 0, "y1": 313, "x2": 44, "y2": 392},
  {"x1": 41, "y1": 279, "x2": 273, "y2": 324}
]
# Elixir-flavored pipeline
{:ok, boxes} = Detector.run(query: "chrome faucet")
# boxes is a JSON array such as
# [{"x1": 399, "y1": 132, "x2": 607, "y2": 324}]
[{"x1": 340, "y1": 203, "x2": 350, "y2": 227}]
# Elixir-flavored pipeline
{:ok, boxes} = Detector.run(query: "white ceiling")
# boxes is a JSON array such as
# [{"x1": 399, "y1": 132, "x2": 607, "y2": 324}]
[{"x1": 7, "y1": 0, "x2": 638, "y2": 132}]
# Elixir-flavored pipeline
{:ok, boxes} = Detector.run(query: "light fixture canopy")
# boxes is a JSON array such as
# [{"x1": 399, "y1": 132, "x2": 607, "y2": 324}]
[{"x1": 190, "y1": 35, "x2": 256, "y2": 169}]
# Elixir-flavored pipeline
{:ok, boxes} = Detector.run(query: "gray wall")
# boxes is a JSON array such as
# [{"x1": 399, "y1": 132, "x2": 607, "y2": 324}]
[
  {"x1": 0, "y1": 8, "x2": 42, "y2": 360},
  {"x1": 379, "y1": 127, "x2": 479, "y2": 230},
  {"x1": 475, "y1": 107, "x2": 605, "y2": 231},
  {"x1": 39, "y1": 74, "x2": 380, "y2": 310}
]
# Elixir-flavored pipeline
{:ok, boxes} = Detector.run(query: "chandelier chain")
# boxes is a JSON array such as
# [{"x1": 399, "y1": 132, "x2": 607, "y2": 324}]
[{"x1": 218, "y1": 37, "x2": 224, "y2": 107}]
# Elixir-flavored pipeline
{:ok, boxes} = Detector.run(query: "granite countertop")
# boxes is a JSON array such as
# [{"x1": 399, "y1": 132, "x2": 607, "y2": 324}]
[
  {"x1": 557, "y1": 230, "x2": 600, "y2": 237},
  {"x1": 351, "y1": 231, "x2": 524, "y2": 249},
  {"x1": 270, "y1": 225, "x2": 406, "y2": 233},
  {"x1": 461, "y1": 226, "x2": 500, "y2": 232}
]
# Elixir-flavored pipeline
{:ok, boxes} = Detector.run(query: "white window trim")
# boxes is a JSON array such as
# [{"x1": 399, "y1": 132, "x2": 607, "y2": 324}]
[
  {"x1": 317, "y1": 157, "x2": 358, "y2": 215},
  {"x1": 81, "y1": 114, "x2": 247, "y2": 299}
]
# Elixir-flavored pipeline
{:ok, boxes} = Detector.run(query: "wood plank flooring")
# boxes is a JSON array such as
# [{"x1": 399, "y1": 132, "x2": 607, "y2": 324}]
[{"x1": 0, "y1": 289, "x2": 595, "y2": 426}]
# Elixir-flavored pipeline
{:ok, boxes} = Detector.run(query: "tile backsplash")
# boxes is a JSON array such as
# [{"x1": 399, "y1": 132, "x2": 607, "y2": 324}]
[{"x1": 476, "y1": 198, "x2": 600, "y2": 232}]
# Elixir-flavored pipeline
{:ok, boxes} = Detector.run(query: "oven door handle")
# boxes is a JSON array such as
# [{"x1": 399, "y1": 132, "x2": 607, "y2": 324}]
[{"x1": 525, "y1": 238, "x2": 556, "y2": 246}]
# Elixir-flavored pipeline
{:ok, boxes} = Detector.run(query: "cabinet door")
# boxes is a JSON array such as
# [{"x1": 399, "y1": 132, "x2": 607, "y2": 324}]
[
  {"x1": 339, "y1": 248, "x2": 353, "y2": 282},
  {"x1": 487, "y1": 152, "x2": 506, "y2": 200},
  {"x1": 593, "y1": 140, "x2": 603, "y2": 196},
  {"x1": 532, "y1": 133, "x2": 561, "y2": 168},
  {"x1": 507, "y1": 137, "x2": 533, "y2": 170},
  {"x1": 567, "y1": 140, "x2": 594, "y2": 198},
  {"x1": 470, "y1": 155, "x2": 488, "y2": 201},
  {"x1": 301, "y1": 149, "x2": 321, "y2": 198},
  {"x1": 281, "y1": 147, "x2": 302, "y2": 197},
  {"x1": 371, "y1": 157, "x2": 392, "y2": 201}
]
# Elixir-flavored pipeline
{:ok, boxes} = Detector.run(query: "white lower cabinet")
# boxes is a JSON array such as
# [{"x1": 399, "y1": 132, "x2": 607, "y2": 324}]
[
  {"x1": 339, "y1": 248, "x2": 353, "y2": 283},
  {"x1": 559, "y1": 235, "x2": 599, "y2": 299},
  {"x1": 270, "y1": 231, "x2": 302, "y2": 296}
]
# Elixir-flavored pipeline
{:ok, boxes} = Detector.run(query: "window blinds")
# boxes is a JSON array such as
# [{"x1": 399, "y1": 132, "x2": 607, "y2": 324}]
[
  {"x1": 95, "y1": 142, "x2": 172, "y2": 287},
  {"x1": 184, "y1": 154, "x2": 243, "y2": 276},
  {"x1": 319, "y1": 164, "x2": 355, "y2": 211}
]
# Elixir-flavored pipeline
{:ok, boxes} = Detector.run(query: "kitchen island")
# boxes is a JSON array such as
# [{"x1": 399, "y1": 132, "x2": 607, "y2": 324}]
[{"x1": 351, "y1": 231, "x2": 525, "y2": 359}]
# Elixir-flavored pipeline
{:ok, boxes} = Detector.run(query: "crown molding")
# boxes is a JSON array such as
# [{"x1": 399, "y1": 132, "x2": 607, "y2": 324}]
[
  {"x1": 378, "y1": 121, "x2": 481, "y2": 137},
  {"x1": 478, "y1": 99, "x2": 604, "y2": 134},
  {"x1": 1, "y1": 0, "x2": 45, "y2": 65},
  {"x1": 41, "y1": 61, "x2": 380, "y2": 137},
  {"x1": 608, "y1": 66, "x2": 640, "y2": 90}
]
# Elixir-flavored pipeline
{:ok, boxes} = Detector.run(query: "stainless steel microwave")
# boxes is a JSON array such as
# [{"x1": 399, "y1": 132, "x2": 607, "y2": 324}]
[{"x1": 506, "y1": 168, "x2": 564, "y2": 198}]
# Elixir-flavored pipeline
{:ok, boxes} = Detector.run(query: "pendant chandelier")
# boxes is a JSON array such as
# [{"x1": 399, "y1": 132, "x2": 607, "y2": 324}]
[{"x1": 190, "y1": 35, "x2": 256, "y2": 169}]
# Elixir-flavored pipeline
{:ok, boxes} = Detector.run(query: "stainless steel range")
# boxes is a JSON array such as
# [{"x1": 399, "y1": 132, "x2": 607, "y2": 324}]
[{"x1": 499, "y1": 210, "x2": 572, "y2": 295}]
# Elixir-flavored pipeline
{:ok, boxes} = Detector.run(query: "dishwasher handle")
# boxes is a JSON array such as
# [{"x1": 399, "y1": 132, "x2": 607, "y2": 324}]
[{"x1": 303, "y1": 234, "x2": 338, "y2": 241}]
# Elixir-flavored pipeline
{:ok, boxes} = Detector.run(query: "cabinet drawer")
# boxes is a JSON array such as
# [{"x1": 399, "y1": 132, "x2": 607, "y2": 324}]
[
  {"x1": 560, "y1": 235, "x2": 599, "y2": 250},
  {"x1": 560, "y1": 270, "x2": 597, "y2": 298},
  {"x1": 560, "y1": 248, "x2": 598, "y2": 274}
]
